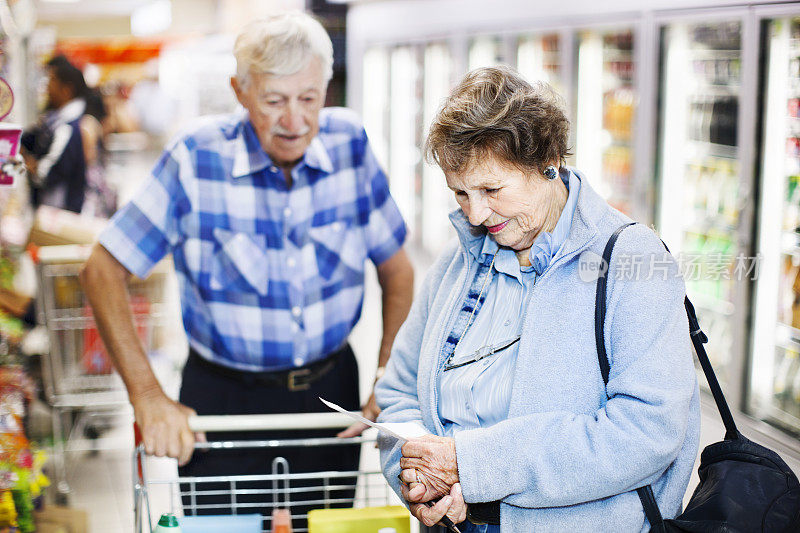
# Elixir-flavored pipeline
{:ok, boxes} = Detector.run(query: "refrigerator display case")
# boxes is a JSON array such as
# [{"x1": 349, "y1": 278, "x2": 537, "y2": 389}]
[
  {"x1": 575, "y1": 28, "x2": 637, "y2": 216},
  {"x1": 751, "y1": 15, "x2": 800, "y2": 435},
  {"x1": 657, "y1": 19, "x2": 747, "y2": 391},
  {"x1": 361, "y1": 46, "x2": 390, "y2": 171},
  {"x1": 468, "y1": 35, "x2": 503, "y2": 70},
  {"x1": 421, "y1": 43, "x2": 456, "y2": 255},
  {"x1": 516, "y1": 33, "x2": 565, "y2": 96},
  {"x1": 388, "y1": 46, "x2": 422, "y2": 240}
]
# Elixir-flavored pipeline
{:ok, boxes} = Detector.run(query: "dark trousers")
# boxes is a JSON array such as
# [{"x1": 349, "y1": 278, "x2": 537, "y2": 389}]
[{"x1": 177, "y1": 344, "x2": 361, "y2": 530}]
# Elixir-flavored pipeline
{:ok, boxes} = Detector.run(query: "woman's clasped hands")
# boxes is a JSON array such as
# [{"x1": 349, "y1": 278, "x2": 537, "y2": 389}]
[{"x1": 399, "y1": 434, "x2": 467, "y2": 527}]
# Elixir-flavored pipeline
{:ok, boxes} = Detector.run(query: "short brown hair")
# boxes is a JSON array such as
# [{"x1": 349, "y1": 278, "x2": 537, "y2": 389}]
[{"x1": 425, "y1": 66, "x2": 571, "y2": 175}]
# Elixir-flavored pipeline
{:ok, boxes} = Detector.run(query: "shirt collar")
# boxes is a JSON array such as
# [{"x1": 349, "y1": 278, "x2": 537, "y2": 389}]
[
  {"x1": 304, "y1": 136, "x2": 334, "y2": 173},
  {"x1": 57, "y1": 99, "x2": 85, "y2": 124},
  {"x1": 527, "y1": 168, "x2": 580, "y2": 275},
  {"x1": 231, "y1": 111, "x2": 333, "y2": 178},
  {"x1": 452, "y1": 168, "x2": 582, "y2": 276}
]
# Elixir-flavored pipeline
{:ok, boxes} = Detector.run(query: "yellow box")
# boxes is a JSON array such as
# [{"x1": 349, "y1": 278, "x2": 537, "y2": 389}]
[{"x1": 308, "y1": 505, "x2": 410, "y2": 533}]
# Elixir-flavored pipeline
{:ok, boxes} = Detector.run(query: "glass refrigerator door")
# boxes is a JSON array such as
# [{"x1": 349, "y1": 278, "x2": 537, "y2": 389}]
[
  {"x1": 751, "y1": 16, "x2": 800, "y2": 434},
  {"x1": 362, "y1": 47, "x2": 390, "y2": 171},
  {"x1": 389, "y1": 46, "x2": 421, "y2": 240},
  {"x1": 517, "y1": 34, "x2": 565, "y2": 97},
  {"x1": 421, "y1": 43, "x2": 456, "y2": 255},
  {"x1": 575, "y1": 29, "x2": 636, "y2": 216},
  {"x1": 657, "y1": 21, "x2": 743, "y2": 388},
  {"x1": 469, "y1": 36, "x2": 503, "y2": 70}
]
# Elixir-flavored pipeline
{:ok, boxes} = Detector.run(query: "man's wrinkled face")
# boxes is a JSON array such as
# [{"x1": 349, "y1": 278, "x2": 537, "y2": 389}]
[{"x1": 231, "y1": 57, "x2": 327, "y2": 169}]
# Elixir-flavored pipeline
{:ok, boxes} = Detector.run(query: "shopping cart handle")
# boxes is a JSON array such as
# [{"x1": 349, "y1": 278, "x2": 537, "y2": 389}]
[{"x1": 187, "y1": 411, "x2": 361, "y2": 433}]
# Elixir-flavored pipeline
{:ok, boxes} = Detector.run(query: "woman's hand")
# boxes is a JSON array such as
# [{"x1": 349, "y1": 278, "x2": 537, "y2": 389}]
[
  {"x1": 400, "y1": 434, "x2": 459, "y2": 500},
  {"x1": 401, "y1": 480, "x2": 467, "y2": 528}
]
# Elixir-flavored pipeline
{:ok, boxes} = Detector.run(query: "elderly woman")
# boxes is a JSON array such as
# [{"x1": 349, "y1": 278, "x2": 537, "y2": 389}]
[{"x1": 375, "y1": 66, "x2": 700, "y2": 532}]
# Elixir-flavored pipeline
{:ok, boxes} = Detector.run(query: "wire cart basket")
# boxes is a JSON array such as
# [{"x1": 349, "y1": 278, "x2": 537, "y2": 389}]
[
  {"x1": 134, "y1": 412, "x2": 403, "y2": 533},
  {"x1": 35, "y1": 244, "x2": 171, "y2": 498}
]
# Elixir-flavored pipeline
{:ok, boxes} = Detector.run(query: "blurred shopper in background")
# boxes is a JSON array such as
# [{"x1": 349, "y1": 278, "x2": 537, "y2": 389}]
[
  {"x1": 80, "y1": 87, "x2": 116, "y2": 218},
  {"x1": 22, "y1": 55, "x2": 89, "y2": 213},
  {"x1": 21, "y1": 55, "x2": 115, "y2": 218},
  {"x1": 80, "y1": 10, "x2": 413, "y2": 522}
]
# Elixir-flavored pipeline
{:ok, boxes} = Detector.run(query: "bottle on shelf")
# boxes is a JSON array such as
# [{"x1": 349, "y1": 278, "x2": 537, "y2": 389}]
[
  {"x1": 774, "y1": 349, "x2": 799, "y2": 397},
  {"x1": 272, "y1": 508, "x2": 293, "y2": 533}
]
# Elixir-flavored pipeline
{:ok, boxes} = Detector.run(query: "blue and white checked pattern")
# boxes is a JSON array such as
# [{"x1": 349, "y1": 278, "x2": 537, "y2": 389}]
[{"x1": 99, "y1": 107, "x2": 406, "y2": 371}]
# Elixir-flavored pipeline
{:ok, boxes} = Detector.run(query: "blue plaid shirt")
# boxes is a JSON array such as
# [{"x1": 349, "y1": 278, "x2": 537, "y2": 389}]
[{"x1": 99, "y1": 107, "x2": 407, "y2": 371}]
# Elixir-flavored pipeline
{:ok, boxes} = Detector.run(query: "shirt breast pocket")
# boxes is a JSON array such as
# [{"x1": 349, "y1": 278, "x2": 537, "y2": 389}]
[
  {"x1": 209, "y1": 228, "x2": 269, "y2": 296},
  {"x1": 306, "y1": 218, "x2": 365, "y2": 280}
]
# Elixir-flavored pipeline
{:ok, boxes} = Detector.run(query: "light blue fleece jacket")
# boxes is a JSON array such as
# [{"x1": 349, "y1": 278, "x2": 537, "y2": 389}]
[{"x1": 376, "y1": 169, "x2": 701, "y2": 532}]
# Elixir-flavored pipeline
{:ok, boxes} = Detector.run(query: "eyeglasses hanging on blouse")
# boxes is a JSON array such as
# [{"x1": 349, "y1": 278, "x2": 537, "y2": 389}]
[{"x1": 442, "y1": 335, "x2": 521, "y2": 372}]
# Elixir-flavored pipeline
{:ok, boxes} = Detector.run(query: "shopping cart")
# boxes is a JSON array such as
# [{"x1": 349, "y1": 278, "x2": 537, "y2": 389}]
[
  {"x1": 35, "y1": 244, "x2": 172, "y2": 498},
  {"x1": 133, "y1": 412, "x2": 405, "y2": 533}
]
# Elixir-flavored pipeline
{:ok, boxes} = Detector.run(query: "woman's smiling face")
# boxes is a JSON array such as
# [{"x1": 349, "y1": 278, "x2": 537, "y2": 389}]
[{"x1": 445, "y1": 155, "x2": 558, "y2": 253}]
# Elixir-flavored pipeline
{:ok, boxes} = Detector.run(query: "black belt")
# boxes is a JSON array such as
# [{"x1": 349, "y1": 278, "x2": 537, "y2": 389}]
[
  {"x1": 467, "y1": 501, "x2": 501, "y2": 525},
  {"x1": 187, "y1": 346, "x2": 342, "y2": 391}
]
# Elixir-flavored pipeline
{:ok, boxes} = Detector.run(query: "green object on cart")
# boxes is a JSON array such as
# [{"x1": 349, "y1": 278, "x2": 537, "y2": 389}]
[
  {"x1": 308, "y1": 505, "x2": 410, "y2": 533},
  {"x1": 155, "y1": 513, "x2": 181, "y2": 532}
]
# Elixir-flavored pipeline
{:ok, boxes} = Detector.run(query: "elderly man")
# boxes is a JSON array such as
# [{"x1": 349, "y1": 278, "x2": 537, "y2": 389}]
[{"x1": 80, "y1": 11, "x2": 413, "y2": 516}]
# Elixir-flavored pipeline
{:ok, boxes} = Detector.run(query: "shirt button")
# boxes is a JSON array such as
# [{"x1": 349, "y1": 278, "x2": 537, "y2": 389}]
[
  {"x1": 293, "y1": 357, "x2": 304, "y2": 366},
  {"x1": 332, "y1": 222, "x2": 342, "y2": 232},
  {"x1": 292, "y1": 306, "x2": 302, "y2": 318},
  {"x1": 287, "y1": 257, "x2": 296, "y2": 268},
  {"x1": 503, "y1": 319, "x2": 511, "y2": 327},
  {"x1": 270, "y1": 165, "x2": 278, "y2": 173},
  {"x1": 283, "y1": 207, "x2": 291, "y2": 217}
]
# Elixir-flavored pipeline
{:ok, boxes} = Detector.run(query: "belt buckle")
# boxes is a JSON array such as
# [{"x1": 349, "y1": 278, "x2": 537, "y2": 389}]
[{"x1": 287, "y1": 367, "x2": 312, "y2": 391}]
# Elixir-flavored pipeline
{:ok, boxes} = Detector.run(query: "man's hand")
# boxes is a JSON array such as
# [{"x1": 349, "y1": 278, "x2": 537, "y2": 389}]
[
  {"x1": 337, "y1": 390, "x2": 380, "y2": 438},
  {"x1": 400, "y1": 435, "x2": 459, "y2": 500},
  {"x1": 132, "y1": 389, "x2": 204, "y2": 466},
  {"x1": 401, "y1": 480, "x2": 467, "y2": 528}
]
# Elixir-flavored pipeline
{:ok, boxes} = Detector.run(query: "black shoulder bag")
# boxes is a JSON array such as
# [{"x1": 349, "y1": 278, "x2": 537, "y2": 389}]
[{"x1": 596, "y1": 223, "x2": 800, "y2": 532}]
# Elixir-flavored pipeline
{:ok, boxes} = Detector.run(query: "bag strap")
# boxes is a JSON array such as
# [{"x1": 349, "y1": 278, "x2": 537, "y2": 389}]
[
  {"x1": 596, "y1": 223, "x2": 739, "y2": 436},
  {"x1": 595, "y1": 223, "x2": 741, "y2": 531},
  {"x1": 594, "y1": 223, "x2": 665, "y2": 530}
]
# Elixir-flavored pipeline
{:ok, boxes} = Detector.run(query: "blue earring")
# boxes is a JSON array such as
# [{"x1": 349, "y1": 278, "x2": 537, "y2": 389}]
[{"x1": 544, "y1": 165, "x2": 558, "y2": 180}]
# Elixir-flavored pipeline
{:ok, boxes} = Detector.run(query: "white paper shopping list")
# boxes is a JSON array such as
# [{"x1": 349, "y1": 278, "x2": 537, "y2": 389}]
[{"x1": 319, "y1": 397, "x2": 428, "y2": 441}]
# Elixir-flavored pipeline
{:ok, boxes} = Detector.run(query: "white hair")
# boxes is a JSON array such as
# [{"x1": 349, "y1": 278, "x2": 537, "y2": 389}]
[{"x1": 234, "y1": 12, "x2": 333, "y2": 88}]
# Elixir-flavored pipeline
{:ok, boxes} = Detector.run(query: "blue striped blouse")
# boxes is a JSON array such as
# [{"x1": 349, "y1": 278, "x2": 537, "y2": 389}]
[
  {"x1": 438, "y1": 170, "x2": 578, "y2": 533},
  {"x1": 439, "y1": 170, "x2": 580, "y2": 437}
]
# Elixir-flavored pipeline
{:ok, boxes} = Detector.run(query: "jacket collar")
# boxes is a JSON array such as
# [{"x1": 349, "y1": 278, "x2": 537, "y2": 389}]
[
  {"x1": 56, "y1": 98, "x2": 86, "y2": 125},
  {"x1": 449, "y1": 167, "x2": 607, "y2": 270},
  {"x1": 231, "y1": 111, "x2": 334, "y2": 178}
]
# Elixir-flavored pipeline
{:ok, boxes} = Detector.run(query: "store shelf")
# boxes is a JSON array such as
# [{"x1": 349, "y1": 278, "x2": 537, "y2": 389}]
[
  {"x1": 777, "y1": 322, "x2": 800, "y2": 351},
  {"x1": 686, "y1": 140, "x2": 739, "y2": 159},
  {"x1": 689, "y1": 83, "x2": 740, "y2": 96},
  {"x1": 688, "y1": 292, "x2": 735, "y2": 316},
  {"x1": 758, "y1": 403, "x2": 800, "y2": 440},
  {"x1": 685, "y1": 210, "x2": 738, "y2": 234},
  {"x1": 689, "y1": 49, "x2": 741, "y2": 59}
]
